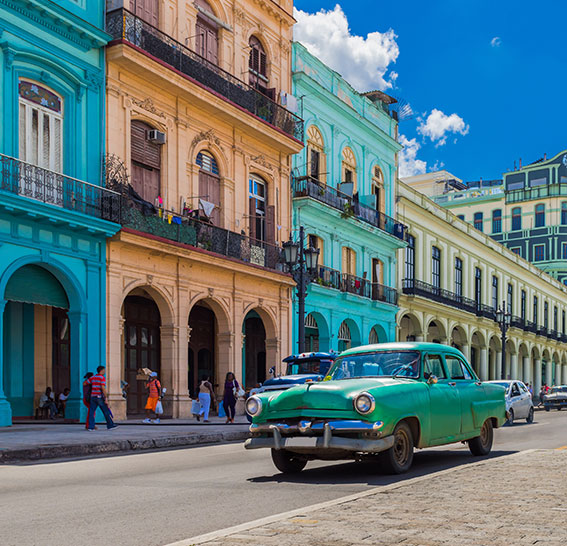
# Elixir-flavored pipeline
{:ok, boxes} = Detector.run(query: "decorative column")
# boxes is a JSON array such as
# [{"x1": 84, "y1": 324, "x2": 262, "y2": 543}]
[
  {"x1": 217, "y1": 332, "x2": 235, "y2": 390},
  {"x1": 479, "y1": 347, "x2": 488, "y2": 381},
  {"x1": 510, "y1": 353, "x2": 518, "y2": 381},
  {"x1": 160, "y1": 325, "x2": 181, "y2": 417},
  {"x1": 522, "y1": 356, "x2": 531, "y2": 385},
  {"x1": 265, "y1": 337, "x2": 280, "y2": 379},
  {"x1": 494, "y1": 350, "x2": 502, "y2": 381},
  {"x1": 460, "y1": 344, "x2": 471, "y2": 362},
  {"x1": 534, "y1": 358, "x2": 542, "y2": 398},
  {"x1": 0, "y1": 300, "x2": 13, "y2": 426}
]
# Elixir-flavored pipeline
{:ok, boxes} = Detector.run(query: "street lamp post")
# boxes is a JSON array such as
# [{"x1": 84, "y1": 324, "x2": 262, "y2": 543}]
[
  {"x1": 496, "y1": 301, "x2": 511, "y2": 380},
  {"x1": 283, "y1": 226, "x2": 320, "y2": 353}
]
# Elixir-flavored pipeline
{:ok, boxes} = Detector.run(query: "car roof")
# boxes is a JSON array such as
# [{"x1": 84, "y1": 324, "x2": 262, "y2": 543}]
[
  {"x1": 282, "y1": 352, "x2": 337, "y2": 363},
  {"x1": 338, "y1": 342, "x2": 466, "y2": 357}
]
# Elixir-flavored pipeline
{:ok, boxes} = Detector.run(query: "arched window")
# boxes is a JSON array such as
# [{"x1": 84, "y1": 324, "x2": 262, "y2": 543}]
[
  {"x1": 196, "y1": 150, "x2": 220, "y2": 224},
  {"x1": 306, "y1": 126, "x2": 326, "y2": 182},
  {"x1": 249, "y1": 36, "x2": 271, "y2": 97},
  {"x1": 511, "y1": 207, "x2": 522, "y2": 230},
  {"x1": 372, "y1": 166, "x2": 385, "y2": 214},
  {"x1": 195, "y1": 0, "x2": 219, "y2": 65},
  {"x1": 308, "y1": 234, "x2": 324, "y2": 266},
  {"x1": 341, "y1": 246, "x2": 356, "y2": 276},
  {"x1": 19, "y1": 81, "x2": 63, "y2": 172},
  {"x1": 369, "y1": 327, "x2": 379, "y2": 345},
  {"x1": 131, "y1": 120, "x2": 161, "y2": 203},
  {"x1": 492, "y1": 209, "x2": 502, "y2": 233},
  {"x1": 249, "y1": 174, "x2": 274, "y2": 244},
  {"x1": 535, "y1": 204, "x2": 545, "y2": 227},
  {"x1": 341, "y1": 147, "x2": 357, "y2": 194},
  {"x1": 338, "y1": 321, "x2": 352, "y2": 351}
]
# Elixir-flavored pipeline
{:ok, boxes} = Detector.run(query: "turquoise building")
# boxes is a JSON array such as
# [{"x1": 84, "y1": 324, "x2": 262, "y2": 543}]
[
  {"x1": 290, "y1": 42, "x2": 406, "y2": 353},
  {"x1": 0, "y1": 1, "x2": 119, "y2": 426}
]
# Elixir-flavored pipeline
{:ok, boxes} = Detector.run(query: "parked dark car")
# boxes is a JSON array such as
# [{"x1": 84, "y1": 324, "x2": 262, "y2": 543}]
[{"x1": 543, "y1": 386, "x2": 567, "y2": 410}]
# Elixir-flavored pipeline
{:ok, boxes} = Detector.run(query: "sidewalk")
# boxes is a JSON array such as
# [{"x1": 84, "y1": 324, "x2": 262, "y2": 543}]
[
  {"x1": 0, "y1": 417, "x2": 249, "y2": 463},
  {"x1": 183, "y1": 449, "x2": 567, "y2": 546}
]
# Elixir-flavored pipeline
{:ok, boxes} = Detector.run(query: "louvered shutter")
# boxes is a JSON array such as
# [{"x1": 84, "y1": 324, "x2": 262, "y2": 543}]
[
  {"x1": 131, "y1": 121, "x2": 147, "y2": 164},
  {"x1": 259, "y1": 51, "x2": 267, "y2": 77},
  {"x1": 132, "y1": 0, "x2": 158, "y2": 26},
  {"x1": 206, "y1": 27, "x2": 218, "y2": 65},
  {"x1": 195, "y1": 19, "x2": 207, "y2": 57},
  {"x1": 265, "y1": 205, "x2": 275, "y2": 245},
  {"x1": 249, "y1": 198, "x2": 256, "y2": 240}
]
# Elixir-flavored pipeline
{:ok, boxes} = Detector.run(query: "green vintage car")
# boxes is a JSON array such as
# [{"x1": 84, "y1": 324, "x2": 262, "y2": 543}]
[{"x1": 244, "y1": 342, "x2": 506, "y2": 474}]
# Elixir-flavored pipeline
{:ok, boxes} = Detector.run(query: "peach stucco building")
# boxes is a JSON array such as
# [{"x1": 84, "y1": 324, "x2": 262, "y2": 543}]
[{"x1": 104, "y1": 0, "x2": 302, "y2": 419}]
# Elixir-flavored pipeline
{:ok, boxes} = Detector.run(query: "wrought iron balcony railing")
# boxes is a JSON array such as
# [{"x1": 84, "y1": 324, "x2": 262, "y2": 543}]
[
  {"x1": 403, "y1": 279, "x2": 565, "y2": 343},
  {"x1": 292, "y1": 176, "x2": 407, "y2": 241},
  {"x1": 106, "y1": 8, "x2": 303, "y2": 141},
  {"x1": 120, "y1": 195, "x2": 281, "y2": 270},
  {"x1": 506, "y1": 184, "x2": 567, "y2": 204},
  {"x1": 315, "y1": 265, "x2": 398, "y2": 305},
  {"x1": 0, "y1": 153, "x2": 120, "y2": 223}
]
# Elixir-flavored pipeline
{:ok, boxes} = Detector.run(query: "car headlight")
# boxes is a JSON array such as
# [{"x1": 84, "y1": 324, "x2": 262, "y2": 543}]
[
  {"x1": 246, "y1": 396, "x2": 263, "y2": 417},
  {"x1": 354, "y1": 392, "x2": 375, "y2": 415}
]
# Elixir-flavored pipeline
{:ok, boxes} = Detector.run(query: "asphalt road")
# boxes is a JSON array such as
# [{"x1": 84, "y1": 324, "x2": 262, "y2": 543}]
[{"x1": 2, "y1": 410, "x2": 566, "y2": 546}]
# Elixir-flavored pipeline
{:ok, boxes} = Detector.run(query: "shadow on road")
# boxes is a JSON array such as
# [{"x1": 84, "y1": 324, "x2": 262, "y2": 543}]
[{"x1": 248, "y1": 448, "x2": 518, "y2": 487}]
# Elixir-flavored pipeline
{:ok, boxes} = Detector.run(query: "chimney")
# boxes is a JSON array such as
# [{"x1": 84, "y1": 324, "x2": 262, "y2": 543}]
[
  {"x1": 514, "y1": 160, "x2": 517, "y2": 170},
  {"x1": 544, "y1": 152, "x2": 547, "y2": 160},
  {"x1": 519, "y1": 158, "x2": 522, "y2": 168}
]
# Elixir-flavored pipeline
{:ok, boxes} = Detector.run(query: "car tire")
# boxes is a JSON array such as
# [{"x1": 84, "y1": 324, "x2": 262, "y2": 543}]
[
  {"x1": 380, "y1": 421, "x2": 414, "y2": 474},
  {"x1": 271, "y1": 449, "x2": 307, "y2": 474},
  {"x1": 468, "y1": 419, "x2": 493, "y2": 456},
  {"x1": 545, "y1": 407, "x2": 550, "y2": 412},
  {"x1": 526, "y1": 407, "x2": 534, "y2": 424},
  {"x1": 507, "y1": 409, "x2": 514, "y2": 426}
]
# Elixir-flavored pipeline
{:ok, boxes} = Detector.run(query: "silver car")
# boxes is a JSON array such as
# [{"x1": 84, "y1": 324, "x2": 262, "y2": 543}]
[{"x1": 485, "y1": 380, "x2": 534, "y2": 425}]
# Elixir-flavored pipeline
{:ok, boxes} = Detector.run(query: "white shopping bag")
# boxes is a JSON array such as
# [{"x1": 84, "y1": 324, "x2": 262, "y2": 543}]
[
  {"x1": 155, "y1": 401, "x2": 164, "y2": 415},
  {"x1": 191, "y1": 400, "x2": 201, "y2": 415}
]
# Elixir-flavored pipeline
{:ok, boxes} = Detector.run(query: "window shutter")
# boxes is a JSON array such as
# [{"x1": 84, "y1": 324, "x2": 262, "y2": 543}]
[
  {"x1": 259, "y1": 51, "x2": 267, "y2": 76},
  {"x1": 310, "y1": 149, "x2": 320, "y2": 179},
  {"x1": 19, "y1": 103, "x2": 26, "y2": 160},
  {"x1": 266, "y1": 205, "x2": 275, "y2": 245},
  {"x1": 131, "y1": 121, "x2": 147, "y2": 164},
  {"x1": 249, "y1": 198, "x2": 256, "y2": 240},
  {"x1": 342, "y1": 247, "x2": 348, "y2": 273},
  {"x1": 53, "y1": 117, "x2": 62, "y2": 172}
]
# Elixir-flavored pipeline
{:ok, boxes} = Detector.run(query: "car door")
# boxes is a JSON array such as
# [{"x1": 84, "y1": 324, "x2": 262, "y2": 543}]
[
  {"x1": 424, "y1": 354, "x2": 461, "y2": 445},
  {"x1": 509, "y1": 381, "x2": 524, "y2": 418},
  {"x1": 444, "y1": 354, "x2": 486, "y2": 435}
]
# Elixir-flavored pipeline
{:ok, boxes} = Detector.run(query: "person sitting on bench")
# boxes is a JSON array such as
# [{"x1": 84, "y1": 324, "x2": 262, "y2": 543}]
[{"x1": 39, "y1": 387, "x2": 58, "y2": 420}]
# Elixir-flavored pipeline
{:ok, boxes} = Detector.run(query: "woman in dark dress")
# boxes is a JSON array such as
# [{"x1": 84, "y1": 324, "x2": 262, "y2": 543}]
[{"x1": 223, "y1": 372, "x2": 240, "y2": 424}]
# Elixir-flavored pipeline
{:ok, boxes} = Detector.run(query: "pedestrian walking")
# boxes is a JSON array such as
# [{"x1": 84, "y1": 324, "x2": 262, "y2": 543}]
[
  {"x1": 223, "y1": 372, "x2": 242, "y2": 424},
  {"x1": 82, "y1": 372, "x2": 95, "y2": 430},
  {"x1": 143, "y1": 372, "x2": 162, "y2": 424},
  {"x1": 197, "y1": 375, "x2": 214, "y2": 422},
  {"x1": 87, "y1": 365, "x2": 118, "y2": 431}
]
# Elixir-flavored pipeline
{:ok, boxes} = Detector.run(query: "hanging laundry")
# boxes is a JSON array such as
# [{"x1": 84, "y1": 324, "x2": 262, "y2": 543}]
[{"x1": 199, "y1": 199, "x2": 216, "y2": 218}]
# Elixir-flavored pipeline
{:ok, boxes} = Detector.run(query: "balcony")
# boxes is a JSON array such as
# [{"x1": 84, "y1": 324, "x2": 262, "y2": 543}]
[
  {"x1": 292, "y1": 176, "x2": 407, "y2": 241},
  {"x1": 106, "y1": 8, "x2": 303, "y2": 141},
  {"x1": 402, "y1": 279, "x2": 565, "y2": 343},
  {"x1": 0, "y1": 153, "x2": 120, "y2": 223},
  {"x1": 120, "y1": 195, "x2": 281, "y2": 271},
  {"x1": 315, "y1": 265, "x2": 398, "y2": 305},
  {"x1": 505, "y1": 184, "x2": 567, "y2": 204}
]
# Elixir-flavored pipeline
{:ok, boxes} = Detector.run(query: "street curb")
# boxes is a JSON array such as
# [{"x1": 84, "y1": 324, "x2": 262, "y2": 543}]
[
  {"x1": 169, "y1": 449, "x2": 538, "y2": 546},
  {"x1": 0, "y1": 430, "x2": 249, "y2": 463}
]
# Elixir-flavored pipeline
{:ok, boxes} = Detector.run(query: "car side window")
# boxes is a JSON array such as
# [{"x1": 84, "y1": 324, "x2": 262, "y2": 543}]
[
  {"x1": 519, "y1": 383, "x2": 528, "y2": 393},
  {"x1": 445, "y1": 356, "x2": 473, "y2": 380},
  {"x1": 424, "y1": 355, "x2": 446, "y2": 379},
  {"x1": 511, "y1": 383, "x2": 521, "y2": 397}
]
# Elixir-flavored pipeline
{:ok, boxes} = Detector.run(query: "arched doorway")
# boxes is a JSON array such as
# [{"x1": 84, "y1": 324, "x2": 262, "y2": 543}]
[
  {"x1": 305, "y1": 313, "x2": 319, "y2": 351},
  {"x1": 188, "y1": 303, "x2": 217, "y2": 397},
  {"x1": 123, "y1": 294, "x2": 161, "y2": 415},
  {"x1": 243, "y1": 311, "x2": 266, "y2": 388},
  {"x1": 338, "y1": 319, "x2": 361, "y2": 352},
  {"x1": 427, "y1": 320, "x2": 446, "y2": 344},
  {"x1": 398, "y1": 313, "x2": 422, "y2": 342},
  {"x1": 369, "y1": 324, "x2": 387, "y2": 345},
  {"x1": 3, "y1": 264, "x2": 72, "y2": 418}
]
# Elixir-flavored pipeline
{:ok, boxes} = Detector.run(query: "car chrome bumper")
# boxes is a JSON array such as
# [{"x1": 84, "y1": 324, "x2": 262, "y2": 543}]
[{"x1": 245, "y1": 420, "x2": 391, "y2": 454}]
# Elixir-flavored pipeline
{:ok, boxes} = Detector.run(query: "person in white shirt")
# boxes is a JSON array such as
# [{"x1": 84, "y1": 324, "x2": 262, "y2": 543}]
[
  {"x1": 39, "y1": 387, "x2": 57, "y2": 419},
  {"x1": 58, "y1": 388, "x2": 70, "y2": 417}
]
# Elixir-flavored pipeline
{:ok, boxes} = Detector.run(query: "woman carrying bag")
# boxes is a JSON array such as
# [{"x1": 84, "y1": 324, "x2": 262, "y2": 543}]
[{"x1": 223, "y1": 372, "x2": 244, "y2": 424}]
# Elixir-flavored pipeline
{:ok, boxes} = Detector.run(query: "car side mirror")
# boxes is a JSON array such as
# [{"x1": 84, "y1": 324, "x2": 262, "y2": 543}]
[{"x1": 427, "y1": 375, "x2": 438, "y2": 385}]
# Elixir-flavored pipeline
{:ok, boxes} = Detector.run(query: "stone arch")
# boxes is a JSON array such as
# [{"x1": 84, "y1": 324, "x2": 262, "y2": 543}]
[
  {"x1": 369, "y1": 324, "x2": 388, "y2": 344},
  {"x1": 470, "y1": 330, "x2": 487, "y2": 349},
  {"x1": 398, "y1": 311, "x2": 423, "y2": 342},
  {"x1": 192, "y1": 140, "x2": 229, "y2": 179},
  {"x1": 337, "y1": 318, "x2": 361, "y2": 351},
  {"x1": 242, "y1": 306, "x2": 277, "y2": 388},
  {"x1": 305, "y1": 311, "x2": 330, "y2": 352},
  {"x1": 188, "y1": 295, "x2": 231, "y2": 333},
  {"x1": 450, "y1": 325, "x2": 468, "y2": 351},
  {"x1": 241, "y1": 303, "x2": 278, "y2": 341},
  {"x1": 121, "y1": 282, "x2": 175, "y2": 327},
  {"x1": 426, "y1": 318, "x2": 447, "y2": 344}
]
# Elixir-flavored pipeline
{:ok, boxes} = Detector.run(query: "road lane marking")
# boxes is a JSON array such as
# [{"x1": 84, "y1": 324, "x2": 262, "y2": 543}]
[{"x1": 167, "y1": 449, "x2": 538, "y2": 546}]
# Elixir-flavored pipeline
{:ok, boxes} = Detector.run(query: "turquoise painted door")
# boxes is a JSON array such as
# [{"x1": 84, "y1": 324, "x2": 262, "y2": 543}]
[
  {"x1": 424, "y1": 354, "x2": 461, "y2": 444},
  {"x1": 444, "y1": 354, "x2": 485, "y2": 434}
]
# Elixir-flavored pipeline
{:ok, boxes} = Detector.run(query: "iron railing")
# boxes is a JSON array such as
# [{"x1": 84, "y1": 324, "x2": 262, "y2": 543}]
[
  {"x1": 403, "y1": 278, "x2": 566, "y2": 343},
  {"x1": 506, "y1": 184, "x2": 567, "y2": 204},
  {"x1": 316, "y1": 265, "x2": 398, "y2": 305},
  {"x1": 292, "y1": 176, "x2": 407, "y2": 241},
  {"x1": 106, "y1": 8, "x2": 303, "y2": 141},
  {"x1": 0, "y1": 153, "x2": 120, "y2": 223},
  {"x1": 120, "y1": 196, "x2": 281, "y2": 270}
]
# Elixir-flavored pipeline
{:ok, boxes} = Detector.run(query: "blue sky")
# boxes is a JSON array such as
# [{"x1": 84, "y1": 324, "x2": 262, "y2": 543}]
[{"x1": 293, "y1": 1, "x2": 567, "y2": 182}]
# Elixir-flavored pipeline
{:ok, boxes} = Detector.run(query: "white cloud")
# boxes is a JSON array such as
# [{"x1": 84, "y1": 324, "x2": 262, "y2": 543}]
[
  {"x1": 398, "y1": 135, "x2": 427, "y2": 178},
  {"x1": 293, "y1": 5, "x2": 399, "y2": 91},
  {"x1": 417, "y1": 109, "x2": 469, "y2": 146},
  {"x1": 491, "y1": 37, "x2": 502, "y2": 47}
]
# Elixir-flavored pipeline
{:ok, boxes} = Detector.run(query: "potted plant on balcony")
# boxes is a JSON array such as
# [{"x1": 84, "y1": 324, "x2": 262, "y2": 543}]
[{"x1": 341, "y1": 202, "x2": 355, "y2": 219}]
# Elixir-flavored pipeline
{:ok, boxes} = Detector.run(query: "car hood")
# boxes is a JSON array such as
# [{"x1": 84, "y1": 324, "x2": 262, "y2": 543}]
[{"x1": 266, "y1": 377, "x2": 413, "y2": 413}]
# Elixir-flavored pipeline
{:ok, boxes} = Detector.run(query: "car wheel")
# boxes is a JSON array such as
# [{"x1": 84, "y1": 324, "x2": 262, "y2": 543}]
[
  {"x1": 526, "y1": 407, "x2": 534, "y2": 424},
  {"x1": 380, "y1": 421, "x2": 414, "y2": 474},
  {"x1": 545, "y1": 407, "x2": 550, "y2": 412},
  {"x1": 270, "y1": 449, "x2": 307, "y2": 474},
  {"x1": 468, "y1": 419, "x2": 493, "y2": 456},
  {"x1": 507, "y1": 409, "x2": 514, "y2": 426}
]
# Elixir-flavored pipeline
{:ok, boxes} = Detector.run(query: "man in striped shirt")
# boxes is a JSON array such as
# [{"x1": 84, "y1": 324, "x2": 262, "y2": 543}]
[{"x1": 87, "y1": 365, "x2": 118, "y2": 431}]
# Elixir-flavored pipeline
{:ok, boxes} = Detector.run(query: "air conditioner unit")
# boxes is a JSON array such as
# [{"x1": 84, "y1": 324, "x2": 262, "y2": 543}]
[{"x1": 148, "y1": 130, "x2": 166, "y2": 145}]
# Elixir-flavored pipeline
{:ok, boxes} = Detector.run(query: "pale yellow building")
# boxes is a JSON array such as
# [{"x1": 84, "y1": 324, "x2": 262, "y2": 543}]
[
  {"x1": 397, "y1": 180, "x2": 567, "y2": 394},
  {"x1": 104, "y1": 0, "x2": 302, "y2": 419}
]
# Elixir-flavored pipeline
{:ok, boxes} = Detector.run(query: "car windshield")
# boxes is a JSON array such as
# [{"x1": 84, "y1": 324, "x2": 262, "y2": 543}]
[
  {"x1": 329, "y1": 351, "x2": 421, "y2": 380},
  {"x1": 550, "y1": 387, "x2": 567, "y2": 394},
  {"x1": 286, "y1": 360, "x2": 332, "y2": 375}
]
